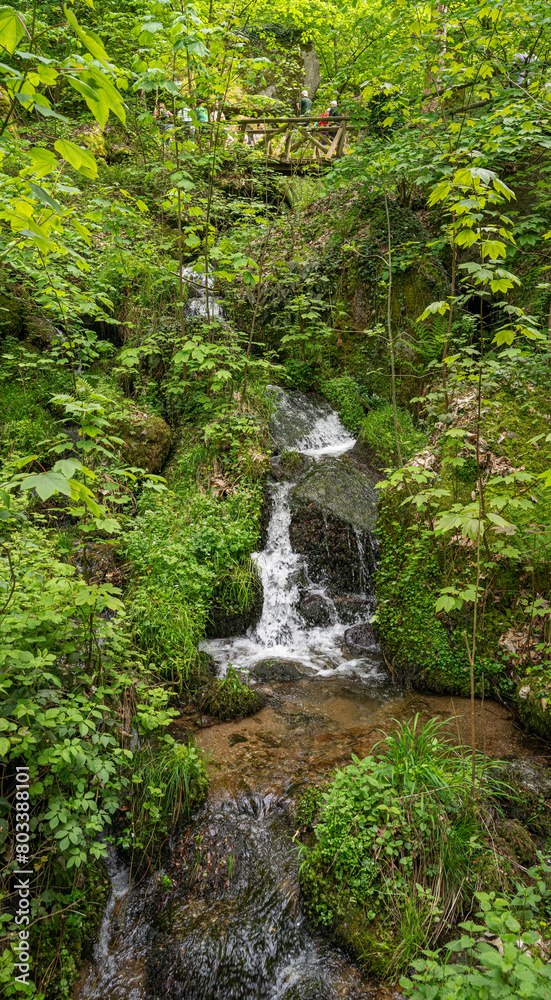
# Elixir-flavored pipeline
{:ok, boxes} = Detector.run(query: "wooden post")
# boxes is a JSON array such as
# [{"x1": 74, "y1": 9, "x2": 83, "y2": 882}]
[
  {"x1": 336, "y1": 123, "x2": 346, "y2": 157},
  {"x1": 324, "y1": 126, "x2": 343, "y2": 160},
  {"x1": 239, "y1": 121, "x2": 246, "y2": 144},
  {"x1": 282, "y1": 129, "x2": 293, "y2": 162}
]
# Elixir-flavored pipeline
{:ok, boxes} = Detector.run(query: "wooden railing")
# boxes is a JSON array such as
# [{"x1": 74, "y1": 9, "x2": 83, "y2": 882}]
[{"x1": 235, "y1": 115, "x2": 358, "y2": 165}]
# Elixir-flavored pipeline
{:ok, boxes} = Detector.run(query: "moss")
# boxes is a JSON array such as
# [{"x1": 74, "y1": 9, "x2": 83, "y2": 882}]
[
  {"x1": 0, "y1": 283, "x2": 24, "y2": 339},
  {"x1": 360, "y1": 404, "x2": 428, "y2": 467},
  {"x1": 517, "y1": 674, "x2": 551, "y2": 742},
  {"x1": 114, "y1": 406, "x2": 172, "y2": 472},
  {"x1": 199, "y1": 668, "x2": 266, "y2": 720},
  {"x1": 295, "y1": 785, "x2": 326, "y2": 830},
  {"x1": 495, "y1": 818, "x2": 538, "y2": 868}
]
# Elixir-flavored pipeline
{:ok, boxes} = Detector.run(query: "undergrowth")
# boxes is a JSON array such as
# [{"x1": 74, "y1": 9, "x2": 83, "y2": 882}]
[{"x1": 299, "y1": 715, "x2": 510, "y2": 979}]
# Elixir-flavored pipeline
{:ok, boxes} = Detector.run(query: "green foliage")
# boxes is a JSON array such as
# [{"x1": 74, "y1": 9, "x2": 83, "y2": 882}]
[
  {"x1": 299, "y1": 716, "x2": 506, "y2": 978},
  {"x1": 361, "y1": 403, "x2": 427, "y2": 467},
  {"x1": 401, "y1": 879, "x2": 551, "y2": 1000},
  {"x1": 321, "y1": 375, "x2": 368, "y2": 434},
  {"x1": 125, "y1": 476, "x2": 263, "y2": 681},
  {"x1": 125, "y1": 737, "x2": 208, "y2": 847}
]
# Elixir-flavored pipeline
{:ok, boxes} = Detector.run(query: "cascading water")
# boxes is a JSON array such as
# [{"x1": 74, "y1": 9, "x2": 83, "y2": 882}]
[
  {"x1": 80, "y1": 389, "x2": 389, "y2": 1000},
  {"x1": 202, "y1": 387, "x2": 384, "y2": 679},
  {"x1": 180, "y1": 265, "x2": 224, "y2": 320}
]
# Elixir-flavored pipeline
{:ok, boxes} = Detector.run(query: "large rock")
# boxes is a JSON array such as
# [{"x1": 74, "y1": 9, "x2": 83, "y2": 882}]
[
  {"x1": 300, "y1": 594, "x2": 332, "y2": 626},
  {"x1": 251, "y1": 658, "x2": 309, "y2": 682},
  {"x1": 345, "y1": 622, "x2": 378, "y2": 655},
  {"x1": 115, "y1": 405, "x2": 172, "y2": 472},
  {"x1": 334, "y1": 596, "x2": 372, "y2": 624},
  {"x1": 517, "y1": 674, "x2": 551, "y2": 742},
  {"x1": 290, "y1": 456, "x2": 377, "y2": 595}
]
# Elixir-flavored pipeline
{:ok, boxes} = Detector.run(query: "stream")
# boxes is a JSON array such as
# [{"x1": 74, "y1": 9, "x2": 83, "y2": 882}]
[{"x1": 78, "y1": 388, "x2": 545, "y2": 1000}]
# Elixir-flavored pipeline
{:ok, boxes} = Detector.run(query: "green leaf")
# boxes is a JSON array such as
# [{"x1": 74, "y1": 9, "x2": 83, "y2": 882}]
[
  {"x1": 54, "y1": 139, "x2": 97, "y2": 179},
  {"x1": 19, "y1": 471, "x2": 73, "y2": 500},
  {"x1": 28, "y1": 182, "x2": 63, "y2": 215},
  {"x1": 29, "y1": 146, "x2": 58, "y2": 178},
  {"x1": 64, "y1": 5, "x2": 110, "y2": 64},
  {"x1": 0, "y1": 7, "x2": 25, "y2": 54}
]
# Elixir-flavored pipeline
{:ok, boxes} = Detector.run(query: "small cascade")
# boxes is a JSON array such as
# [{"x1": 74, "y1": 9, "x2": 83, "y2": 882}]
[
  {"x1": 180, "y1": 265, "x2": 224, "y2": 320},
  {"x1": 93, "y1": 850, "x2": 130, "y2": 966},
  {"x1": 252, "y1": 483, "x2": 302, "y2": 647},
  {"x1": 203, "y1": 388, "x2": 383, "y2": 679}
]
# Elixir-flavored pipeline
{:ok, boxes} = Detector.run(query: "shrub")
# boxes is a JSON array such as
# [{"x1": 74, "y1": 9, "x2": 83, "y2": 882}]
[
  {"x1": 299, "y1": 716, "x2": 507, "y2": 978},
  {"x1": 360, "y1": 403, "x2": 427, "y2": 466},
  {"x1": 321, "y1": 375, "x2": 368, "y2": 434},
  {"x1": 401, "y1": 880, "x2": 551, "y2": 1000}
]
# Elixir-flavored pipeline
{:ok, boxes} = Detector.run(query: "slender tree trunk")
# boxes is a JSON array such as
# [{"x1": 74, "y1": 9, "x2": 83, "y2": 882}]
[{"x1": 383, "y1": 180, "x2": 403, "y2": 466}]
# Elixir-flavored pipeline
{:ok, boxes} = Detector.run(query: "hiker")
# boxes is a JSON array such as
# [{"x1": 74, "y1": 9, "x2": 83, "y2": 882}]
[
  {"x1": 327, "y1": 100, "x2": 340, "y2": 139},
  {"x1": 177, "y1": 104, "x2": 194, "y2": 137},
  {"x1": 155, "y1": 102, "x2": 174, "y2": 144},
  {"x1": 196, "y1": 103, "x2": 209, "y2": 123},
  {"x1": 317, "y1": 106, "x2": 331, "y2": 142},
  {"x1": 297, "y1": 89, "x2": 312, "y2": 117}
]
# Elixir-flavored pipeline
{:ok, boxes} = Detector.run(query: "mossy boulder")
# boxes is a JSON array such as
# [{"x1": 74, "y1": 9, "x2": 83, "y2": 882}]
[
  {"x1": 114, "y1": 406, "x2": 172, "y2": 472},
  {"x1": 205, "y1": 565, "x2": 263, "y2": 639},
  {"x1": 251, "y1": 658, "x2": 308, "y2": 681},
  {"x1": 517, "y1": 674, "x2": 551, "y2": 742},
  {"x1": 499, "y1": 758, "x2": 551, "y2": 842},
  {"x1": 290, "y1": 455, "x2": 378, "y2": 595},
  {"x1": 495, "y1": 818, "x2": 538, "y2": 868},
  {"x1": 0, "y1": 284, "x2": 24, "y2": 339}
]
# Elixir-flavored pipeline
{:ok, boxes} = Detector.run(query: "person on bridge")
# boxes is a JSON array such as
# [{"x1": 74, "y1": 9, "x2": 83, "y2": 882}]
[
  {"x1": 298, "y1": 90, "x2": 312, "y2": 116},
  {"x1": 328, "y1": 100, "x2": 340, "y2": 138}
]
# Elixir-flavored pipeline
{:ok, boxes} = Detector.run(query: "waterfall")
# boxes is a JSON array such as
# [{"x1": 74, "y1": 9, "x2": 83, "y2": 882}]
[{"x1": 202, "y1": 390, "x2": 381, "y2": 679}]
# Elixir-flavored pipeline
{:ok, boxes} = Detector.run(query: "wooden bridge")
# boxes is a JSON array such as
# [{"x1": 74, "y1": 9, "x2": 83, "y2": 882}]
[{"x1": 236, "y1": 116, "x2": 358, "y2": 173}]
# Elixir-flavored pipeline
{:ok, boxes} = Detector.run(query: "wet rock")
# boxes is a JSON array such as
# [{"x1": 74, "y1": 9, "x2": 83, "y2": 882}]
[
  {"x1": 280, "y1": 976, "x2": 333, "y2": 1000},
  {"x1": 292, "y1": 456, "x2": 377, "y2": 532},
  {"x1": 269, "y1": 452, "x2": 311, "y2": 481},
  {"x1": 300, "y1": 594, "x2": 332, "y2": 626},
  {"x1": 345, "y1": 622, "x2": 378, "y2": 655},
  {"x1": 290, "y1": 456, "x2": 377, "y2": 595},
  {"x1": 251, "y1": 658, "x2": 308, "y2": 682},
  {"x1": 334, "y1": 596, "x2": 372, "y2": 624}
]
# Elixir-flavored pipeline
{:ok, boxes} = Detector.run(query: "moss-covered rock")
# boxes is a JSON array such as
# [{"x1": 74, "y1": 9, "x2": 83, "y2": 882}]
[
  {"x1": 0, "y1": 283, "x2": 24, "y2": 339},
  {"x1": 206, "y1": 568, "x2": 263, "y2": 639},
  {"x1": 199, "y1": 668, "x2": 266, "y2": 720},
  {"x1": 290, "y1": 455, "x2": 378, "y2": 594},
  {"x1": 499, "y1": 758, "x2": 551, "y2": 842},
  {"x1": 251, "y1": 658, "x2": 308, "y2": 681},
  {"x1": 114, "y1": 406, "x2": 172, "y2": 472},
  {"x1": 517, "y1": 674, "x2": 551, "y2": 742}
]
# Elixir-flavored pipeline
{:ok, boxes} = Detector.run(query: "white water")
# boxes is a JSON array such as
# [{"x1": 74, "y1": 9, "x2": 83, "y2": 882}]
[
  {"x1": 180, "y1": 265, "x2": 224, "y2": 320},
  {"x1": 203, "y1": 391, "x2": 384, "y2": 680}
]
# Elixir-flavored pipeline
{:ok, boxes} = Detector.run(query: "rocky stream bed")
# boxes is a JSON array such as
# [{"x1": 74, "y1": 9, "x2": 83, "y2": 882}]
[{"x1": 77, "y1": 390, "x2": 551, "y2": 1000}]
